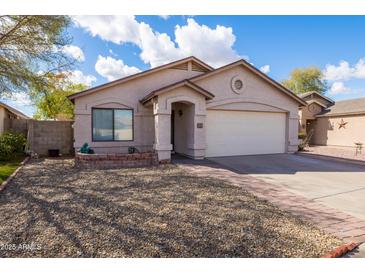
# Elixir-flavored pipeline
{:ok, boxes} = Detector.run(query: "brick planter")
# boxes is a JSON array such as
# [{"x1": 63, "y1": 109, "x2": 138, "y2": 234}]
[{"x1": 75, "y1": 152, "x2": 159, "y2": 169}]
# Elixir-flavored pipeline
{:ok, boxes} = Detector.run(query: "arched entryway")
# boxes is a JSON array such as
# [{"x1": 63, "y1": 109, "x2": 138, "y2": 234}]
[
  {"x1": 140, "y1": 80, "x2": 214, "y2": 162},
  {"x1": 171, "y1": 101, "x2": 195, "y2": 157}
]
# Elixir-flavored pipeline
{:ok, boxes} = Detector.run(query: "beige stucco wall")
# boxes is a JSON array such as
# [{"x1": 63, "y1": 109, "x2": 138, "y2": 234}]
[
  {"x1": 73, "y1": 67, "x2": 203, "y2": 153},
  {"x1": 312, "y1": 115, "x2": 365, "y2": 147},
  {"x1": 193, "y1": 65, "x2": 300, "y2": 152},
  {"x1": 299, "y1": 102, "x2": 323, "y2": 132},
  {"x1": 73, "y1": 61, "x2": 301, "y2": 156}
]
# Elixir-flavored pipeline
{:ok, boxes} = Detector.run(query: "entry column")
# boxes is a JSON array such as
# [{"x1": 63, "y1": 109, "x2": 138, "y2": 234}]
[{"x1": 153, "y1": 99, "x2": 172, "y2": 162}]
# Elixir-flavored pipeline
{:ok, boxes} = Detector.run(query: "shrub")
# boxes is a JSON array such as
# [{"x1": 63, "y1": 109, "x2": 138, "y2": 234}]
[
  {"x1": 0, "y1": 142, "x2": 13, "y2": 160},
  {"x1": 298, "y1": 131, "x2": 307, "y2": 140},
  {"x1": 298, "y1": 142, "x2": 306, "y2": 151},
  {"x1": 0, "y1": 131, "x2": 27, "y2": 153}
]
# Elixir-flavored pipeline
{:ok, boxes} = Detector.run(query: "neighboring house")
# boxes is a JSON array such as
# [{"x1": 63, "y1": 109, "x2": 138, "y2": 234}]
[
  {"x1": 299, "y1": 91, "x2": 365, "y2": 147},
  {"x1": 69, "y1": 56, "x2": 306, "y2": 162},
  {"x1": 0, "y1": 101, "x2": 29, "y2": 134}
]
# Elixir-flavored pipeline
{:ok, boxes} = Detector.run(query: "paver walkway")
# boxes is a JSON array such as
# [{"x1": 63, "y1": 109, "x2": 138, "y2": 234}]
[{"x1": 174, "y1": 157, "x2": 365, "y2": 245}]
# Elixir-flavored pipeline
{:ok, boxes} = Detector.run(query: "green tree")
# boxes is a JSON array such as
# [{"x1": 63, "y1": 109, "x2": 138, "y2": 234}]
[
  {"x1": 282, "y1": 67, "x2": 328, "y2": 95},
  {"x1": 0, "y1": 16, "x2": 74, "y2": 97},
  {"x1": 31, "y1": 73, "x2": 86, "y2": 120}
]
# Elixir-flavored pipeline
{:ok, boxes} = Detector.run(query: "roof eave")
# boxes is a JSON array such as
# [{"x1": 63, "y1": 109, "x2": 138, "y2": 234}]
[
  {"x1": 316, "y1": 111, "x2": 365, "y2": 117},
  {"x1": 301, "y1": 91, "x2": 335, "y2": 104},
  {"x1": 68, "y1": 56, "x2": 213, "y2": 101},
  {"x1": 0, "y1": 102, "x2": 30, "y2": 119},
  {"x1": 140, "y1": 80, "x2": 214, "y2": 105}
]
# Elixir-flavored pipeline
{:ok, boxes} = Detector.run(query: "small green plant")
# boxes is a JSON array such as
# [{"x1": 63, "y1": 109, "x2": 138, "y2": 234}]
[
  {"x1": 128, "y1": 146, "x2": 139, "y2": 154},
  {"x1": 0, "y1": 131, "x2": 26, "y2": 154},
  {"x1": 298, "y1": 129, "x2": 314, "y2": 151},
  {"x1": 80, "y1": 143, "x2": 94, "y2": 154}
]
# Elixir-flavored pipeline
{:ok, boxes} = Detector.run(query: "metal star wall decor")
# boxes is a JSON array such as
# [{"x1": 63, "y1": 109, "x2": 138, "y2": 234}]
[{"x1": 338, "y1": 119, "x2": 348, "y2": 129}]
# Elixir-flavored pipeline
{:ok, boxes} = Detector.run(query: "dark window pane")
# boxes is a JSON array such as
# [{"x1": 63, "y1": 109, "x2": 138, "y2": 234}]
[
  {"x1": 92, "y1": 109, "x2": 113, "y2": 141},
  {"x1": 114, "y1": 109, "x2": 133, "y2": 141}
]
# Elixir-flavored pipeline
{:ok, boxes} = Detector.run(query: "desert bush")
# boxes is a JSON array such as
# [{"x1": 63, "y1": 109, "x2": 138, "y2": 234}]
[
  {"x1": 0, "y1": 142, "x2": 13, "y2": 160},
  {"x1": 0, "y1": 131, "x2": 27, "y2": 154},
  {"x1": 298, "y1": 131, "x2": 307, "y2": 140}
]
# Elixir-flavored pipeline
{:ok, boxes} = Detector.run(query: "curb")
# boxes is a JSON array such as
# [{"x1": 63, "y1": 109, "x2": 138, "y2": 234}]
[
  {"x1": 0, "y1": 156, "x2": 30, "y2": 193},
  {"x1": 321, "y1": 242, "x2": 361, "y2": 258}
]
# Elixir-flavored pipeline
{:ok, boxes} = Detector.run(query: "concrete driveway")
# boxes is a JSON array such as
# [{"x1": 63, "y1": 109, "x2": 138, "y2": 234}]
[{"x1": 209, "y1": 154, "x2": 365, "y2": 221}]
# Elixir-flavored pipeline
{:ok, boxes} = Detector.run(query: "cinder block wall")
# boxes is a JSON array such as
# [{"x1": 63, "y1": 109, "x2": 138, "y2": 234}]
[
  {"x1": 8, "y1": 119, "x2": 74, "y2": 156},
  {"x1": 28, "y1": 120, "x2": 74, "y2": 156}
]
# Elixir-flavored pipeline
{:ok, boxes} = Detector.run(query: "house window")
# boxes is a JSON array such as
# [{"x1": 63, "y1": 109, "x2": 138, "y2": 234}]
[{"x1": 92, "y1": 108, "x2": 133, "y2": 141}]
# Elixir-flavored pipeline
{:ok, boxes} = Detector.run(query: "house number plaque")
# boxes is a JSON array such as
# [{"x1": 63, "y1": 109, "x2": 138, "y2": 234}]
[{"x1": 197, "y1": 123, "x2": 203, "y2": 128}]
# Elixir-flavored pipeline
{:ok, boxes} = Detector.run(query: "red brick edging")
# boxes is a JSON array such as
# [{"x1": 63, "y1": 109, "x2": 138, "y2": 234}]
[
  {"x1": 0, "y1": 156, "x2": 30, "y2": 193},
  {"x1": 321, "y1": 242, "x2": 360, "y2": 258},
  {"x1": 75, "y1": 152, "x2": 159, "y2": 169}
]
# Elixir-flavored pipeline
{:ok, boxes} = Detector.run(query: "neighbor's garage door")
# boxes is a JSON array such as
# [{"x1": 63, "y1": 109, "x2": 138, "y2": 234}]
[{"x1": 206, "y1": 110, "x2": 286, "y2": 157}]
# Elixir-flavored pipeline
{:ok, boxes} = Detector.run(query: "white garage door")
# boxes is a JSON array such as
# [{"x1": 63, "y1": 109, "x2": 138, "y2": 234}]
[{"x1": 206, "y1": 110, "x2": 286, "y2": 157}]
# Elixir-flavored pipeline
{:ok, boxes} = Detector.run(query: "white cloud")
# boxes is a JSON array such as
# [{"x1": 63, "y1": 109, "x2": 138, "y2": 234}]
[
  {"x1": 62, "y1": 45, "x2": 85, "y2": 62},
  {"x1": 95, "y1": 55, "x2": 141, "y2": 81},
  {"x1": 173, "y1": 18, "x2": 240, "y2": 67},
  {"x1": 159, "y1": 15, "x2": 170, "y2": 20},
  {"x1": 328, "y1": 81, "x2": 351, "y2": 95},
  {"x1": 10, "y1": 92, "x2": 32, "y2": 106},
  {"x1": 354, "y1": 58, "x2": 365, "y2": 78},
  {"x1": 73, "y1": 16, "x2": 241, "y2": 68},
  {"x1": 323, "y1": 58, "x2": 365, "y2": 81},
  {"x1": 67, "y1": 70, "x2": 97, "y2": 86},
  {"x1": 73, "y1": 15, "x2": 141, "y2": 45},
  {"x1": 259, "y1": 65, "x2": 270, "y2": 74}
]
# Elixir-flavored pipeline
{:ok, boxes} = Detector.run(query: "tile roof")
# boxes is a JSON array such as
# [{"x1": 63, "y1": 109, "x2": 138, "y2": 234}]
[{"x1": 317, "y1": 97, "x2": 365, "y2": 117}]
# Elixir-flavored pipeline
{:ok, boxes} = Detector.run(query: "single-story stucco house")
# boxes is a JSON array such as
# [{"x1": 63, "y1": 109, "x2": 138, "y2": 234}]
[
  {"x1": 68, "y1": 56, "x2": 307, "y2": 162},
  {"x1": 299, "y1": 91, "x2": 365, "y2": 147},
  {"x1": 0, "y1": 101, "x2": 29, "y2": 134}
]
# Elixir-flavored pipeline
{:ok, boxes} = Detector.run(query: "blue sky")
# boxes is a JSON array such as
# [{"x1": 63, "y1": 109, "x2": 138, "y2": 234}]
[{"x1": 4, "y1": 15, "x2": 365, "y2": 116}]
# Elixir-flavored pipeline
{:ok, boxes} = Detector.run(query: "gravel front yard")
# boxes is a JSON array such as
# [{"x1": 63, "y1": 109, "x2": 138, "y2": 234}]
[{"x1": 0, "y1": 158, "x2": 341, "y2": 258}]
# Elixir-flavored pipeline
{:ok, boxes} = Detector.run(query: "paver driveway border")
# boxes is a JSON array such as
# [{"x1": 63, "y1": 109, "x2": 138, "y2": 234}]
[{"x1": 174, "y1": 158, "x2": 365, "y2": 244}]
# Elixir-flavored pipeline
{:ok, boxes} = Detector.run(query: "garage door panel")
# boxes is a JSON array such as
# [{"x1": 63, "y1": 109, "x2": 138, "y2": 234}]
[{"x1": 206, "y1": 110, "x2": 286, "y2": 157}]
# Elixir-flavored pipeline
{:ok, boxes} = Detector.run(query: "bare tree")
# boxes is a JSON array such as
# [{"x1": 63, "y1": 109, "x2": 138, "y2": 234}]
[{"x1": 0, "y1": 15, "x2": 75, "y2": 97}]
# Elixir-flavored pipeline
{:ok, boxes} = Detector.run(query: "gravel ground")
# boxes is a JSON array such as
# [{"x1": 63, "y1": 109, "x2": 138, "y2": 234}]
[{"x1": 0, "y1": 158, "x2": 342, "y2": 258}]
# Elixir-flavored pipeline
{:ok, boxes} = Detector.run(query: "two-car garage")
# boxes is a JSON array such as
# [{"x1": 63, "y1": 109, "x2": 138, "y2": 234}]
[{"x1": 205, "y1": 110, "x2": 287, "y2": 157}]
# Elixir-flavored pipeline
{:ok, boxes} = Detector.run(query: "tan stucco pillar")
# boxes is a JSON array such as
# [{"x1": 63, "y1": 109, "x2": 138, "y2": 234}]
[
  {"x1": 188, "y1": 113, "x2": 206, "y2": 159},
  {"x1": 153, "y1": 99, "x2": 172, "y2": 162},
  {"x1": 288, "y1": 114, "x2": 300, "y2": 153}
]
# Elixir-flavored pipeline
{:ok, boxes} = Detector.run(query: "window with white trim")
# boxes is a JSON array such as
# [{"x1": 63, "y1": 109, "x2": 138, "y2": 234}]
[{"x1": 92, "y1": 108, "x2": 133, "y2": 141}]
